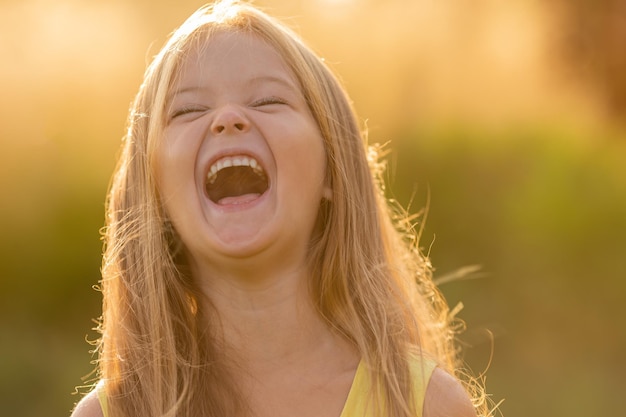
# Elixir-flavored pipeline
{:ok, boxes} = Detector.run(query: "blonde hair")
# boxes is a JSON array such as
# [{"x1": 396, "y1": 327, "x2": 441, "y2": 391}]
[{"x1": 98, "y1": 1, "x2": 487, "y2": 416}]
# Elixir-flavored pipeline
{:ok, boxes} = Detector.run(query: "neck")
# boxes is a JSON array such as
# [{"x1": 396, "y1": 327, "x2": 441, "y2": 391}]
[{"x1": 194, "y1": 260, "x2": 346, "y2": 370}]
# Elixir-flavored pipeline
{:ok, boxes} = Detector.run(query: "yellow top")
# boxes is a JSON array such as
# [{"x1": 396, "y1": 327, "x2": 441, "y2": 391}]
[
  {"x1": 97, "y1": 356, "x2": 437, "y2": 417},
  {"x1": 95, "y1": 380, "x2": 108, "y2": 417},
  {"x1": 339, "y1": 357, "x2": 437, "y2": 417}
]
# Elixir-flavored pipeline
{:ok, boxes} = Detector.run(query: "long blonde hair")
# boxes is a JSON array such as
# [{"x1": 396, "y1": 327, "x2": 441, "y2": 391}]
[{"x1": 98, "y1": 1, "x2": 485, "y2": 416}]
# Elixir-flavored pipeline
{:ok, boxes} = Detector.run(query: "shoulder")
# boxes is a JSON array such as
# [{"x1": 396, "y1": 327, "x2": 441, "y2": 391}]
[
  {"x1": 71, "y1": 389, "x2": 104, "y2": 417},
  {"x1": 423, "y1": 367, "x2": 476, "y2": 417}
]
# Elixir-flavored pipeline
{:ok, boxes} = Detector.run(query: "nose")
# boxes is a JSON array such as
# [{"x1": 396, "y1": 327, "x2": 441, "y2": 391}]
[{"x1": 210, "y1": 105, "x2": 250, "y2": 135}]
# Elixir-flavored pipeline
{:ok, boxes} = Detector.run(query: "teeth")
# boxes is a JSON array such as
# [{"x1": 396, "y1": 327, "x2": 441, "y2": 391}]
[{"x1": 206, "y1": 155, "x2": 265, "y2": 184}]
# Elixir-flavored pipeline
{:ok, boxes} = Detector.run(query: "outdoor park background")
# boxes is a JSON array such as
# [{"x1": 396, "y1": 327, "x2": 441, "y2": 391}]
[{"x1": 1, "y1": 0, "x2": 624, "y2": 416}]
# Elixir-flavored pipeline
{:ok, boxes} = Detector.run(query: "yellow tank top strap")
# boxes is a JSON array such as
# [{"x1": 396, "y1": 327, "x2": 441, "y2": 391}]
[
  {"x1": 340, "y1": 355, "x2": 437, "y2": 417},
  {"x1": 408, "y1": 356, "x2": 438, "y2": 415},
  {"x1": 95, "y1": 380, "x2": 109, "y2": 417}
]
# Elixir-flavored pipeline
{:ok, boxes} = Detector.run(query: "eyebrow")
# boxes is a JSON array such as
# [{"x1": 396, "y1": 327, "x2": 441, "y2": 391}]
[
  {"x1": 247, "y1": 74, "x2": 299, "y2": 91},
  {"x1": 168, "y1": 74, "x2": 300, "y2": 100}
]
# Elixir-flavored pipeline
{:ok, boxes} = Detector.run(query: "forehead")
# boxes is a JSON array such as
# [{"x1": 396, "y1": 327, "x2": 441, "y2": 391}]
[{"x1": 173, "y1": 30, "x2": 297, "y2": 91}]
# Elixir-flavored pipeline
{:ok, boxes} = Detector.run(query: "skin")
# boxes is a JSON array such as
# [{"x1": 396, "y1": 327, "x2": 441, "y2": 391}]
[
  {"x1": 71, "y1": 31, "x2": 476, "y2": 417},
  {"x1": 72, "y1": 368, "x2": 476, "y2": 417}
]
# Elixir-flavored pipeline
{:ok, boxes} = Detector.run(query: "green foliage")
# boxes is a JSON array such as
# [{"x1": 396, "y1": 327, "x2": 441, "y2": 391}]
[{"x1": 388, "y1": 126, "x2": 626, "y2": 416}]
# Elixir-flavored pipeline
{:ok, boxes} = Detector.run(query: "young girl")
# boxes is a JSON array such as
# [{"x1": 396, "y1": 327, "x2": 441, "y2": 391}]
[{"x1": 72, "y1": 1, "x2": 488, "y2": 416}]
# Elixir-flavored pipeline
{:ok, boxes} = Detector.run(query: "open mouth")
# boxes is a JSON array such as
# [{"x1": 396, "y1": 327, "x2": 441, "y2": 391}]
[{"x1": 206, "y1": 155, "x2": 269, "y2": 205}]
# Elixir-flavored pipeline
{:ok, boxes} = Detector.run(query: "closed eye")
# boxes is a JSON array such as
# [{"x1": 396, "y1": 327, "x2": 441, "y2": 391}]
[
  {"x1": 250, "y1": 96, "x2": 288, "y2": 107},
  {"x1": 170, "y1": 106, "x2": 207, "y2": 120}
]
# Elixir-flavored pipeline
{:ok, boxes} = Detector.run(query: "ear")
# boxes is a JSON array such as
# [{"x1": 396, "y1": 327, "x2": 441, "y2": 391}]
[{"x1": 322, "y1": 185, "x2": 333, "y2": 201}]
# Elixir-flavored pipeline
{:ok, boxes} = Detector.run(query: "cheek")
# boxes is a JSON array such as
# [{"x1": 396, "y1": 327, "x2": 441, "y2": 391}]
[
  {"x1": 306, "y1": 133, "x2": 328, "y2": 185},
  {"x1": 156, "y1": 144, "x2": 180, "y2": 195},
  {"x1": 278, "y1": 119, "x2": 326, "y2": 173},
  {"x1": 156, "y1": 131, "x2": 199, "y2": 207},
  {"x1": 282, "y1": 138, "x2": 328, "y2": 204},
  {"x1": 160, "y1": 124, "x2": 204, "y2": 172}
]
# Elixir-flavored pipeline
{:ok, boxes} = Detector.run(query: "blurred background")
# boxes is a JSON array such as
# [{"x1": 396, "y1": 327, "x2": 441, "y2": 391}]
[{"x1": 0, "y1": 0, "x2": 624, "y2": 416}]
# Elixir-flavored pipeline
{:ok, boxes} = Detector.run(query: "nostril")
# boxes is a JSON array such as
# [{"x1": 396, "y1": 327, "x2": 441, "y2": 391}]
[{"x1": 211, "y1": 109, "x2": 248, "y2": 134}]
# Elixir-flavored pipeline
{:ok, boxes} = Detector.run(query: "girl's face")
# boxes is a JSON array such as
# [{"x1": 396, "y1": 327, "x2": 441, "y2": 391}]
[{"x1": 158, "y1": 31, "x2": 329, "y2": 272}]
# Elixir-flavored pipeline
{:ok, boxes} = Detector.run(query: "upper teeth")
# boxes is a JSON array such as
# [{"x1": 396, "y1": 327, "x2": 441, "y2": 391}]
[{"x1": 207, "y1": 155, "x2": 264, "y2": 184}]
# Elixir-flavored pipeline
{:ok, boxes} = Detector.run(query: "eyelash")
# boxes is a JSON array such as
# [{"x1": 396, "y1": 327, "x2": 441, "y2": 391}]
[
  {"x1": 251, "y1": 96, "x2": 287, "y2": 107},
  {"x1": 169, "y1": 96, "x2": 287, "y2": 120},
  {"x1": 170, "y1": 106, "x2": 205, "y2": 119}
]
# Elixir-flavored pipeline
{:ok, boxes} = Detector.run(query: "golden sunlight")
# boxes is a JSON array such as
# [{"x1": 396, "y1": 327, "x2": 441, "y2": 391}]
[{"x1": 317, "y1": 0, "x2": 355, "y2": 5}]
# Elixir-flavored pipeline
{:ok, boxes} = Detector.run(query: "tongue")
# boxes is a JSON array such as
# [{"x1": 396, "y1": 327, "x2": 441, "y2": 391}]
[
  {"x1": 217, "y1": 193, "x2": 261, "y2": 206},
  {"x1": 207, "y1": 166, "x2": 268, "y2": 204}
]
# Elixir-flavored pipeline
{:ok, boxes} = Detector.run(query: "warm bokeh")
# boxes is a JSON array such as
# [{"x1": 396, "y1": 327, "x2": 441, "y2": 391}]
[{"x1": 1, "y1": 1, "x2": 624, "y2": 416}]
